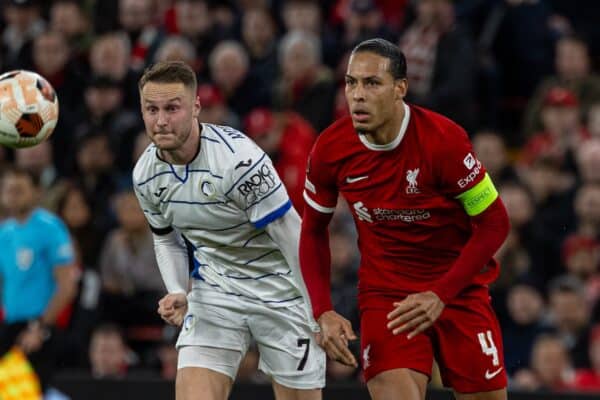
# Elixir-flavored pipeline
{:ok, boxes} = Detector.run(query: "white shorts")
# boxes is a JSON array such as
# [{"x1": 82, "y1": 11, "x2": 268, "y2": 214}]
[{"x1": 176, "y1": 288, "x2": 326, "y2": 389}]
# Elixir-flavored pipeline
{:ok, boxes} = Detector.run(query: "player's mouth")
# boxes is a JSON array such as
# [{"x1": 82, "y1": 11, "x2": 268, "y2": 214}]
[{"x1": 352, "y1": 110, "x2": 370, "y2": 122}]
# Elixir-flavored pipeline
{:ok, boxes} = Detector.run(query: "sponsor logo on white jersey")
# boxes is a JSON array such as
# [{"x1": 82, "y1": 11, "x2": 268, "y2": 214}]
[
  {"x1": 237, "y1": 163, "x2": 277, "y2": 203},
  {"x1": 406, "y1": 168, "x2": 420, "y2": 194}
]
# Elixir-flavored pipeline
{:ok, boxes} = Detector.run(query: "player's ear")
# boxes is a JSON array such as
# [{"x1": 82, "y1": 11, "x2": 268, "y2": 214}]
[
  {"x1": 395, "y1": 78, "x2": 408, "y2": 100},
  {"x1": 193, "y1": 94, "x2": 202, "y2": 118}
]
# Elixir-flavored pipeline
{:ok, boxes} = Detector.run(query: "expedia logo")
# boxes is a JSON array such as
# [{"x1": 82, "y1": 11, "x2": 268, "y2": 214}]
[
  {"x1": 237, "y1": 163, "x2": 277, "y2": 203},
  {"x1": 457, "y1": 160, "x2": 482, "y2": 188}
]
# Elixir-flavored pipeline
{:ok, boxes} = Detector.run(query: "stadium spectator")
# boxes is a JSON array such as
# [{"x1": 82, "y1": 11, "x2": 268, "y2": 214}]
[
  {"x1": 524, "y1": 34, "x2": 600, "y2": 137},
  {"x1": 88, "y1": 32, "x2": 140, "y2": 110},
  {"x1": 472, "y1": 131, "x2": 518, "y2": 186},
  {"x1": 89, "y1": 323, "x2": 132, "y2": 379},
  {"x1": 273, "y1": 30, "x2": 336, "y2": 132},
  {"x1": 49, "y1": 0, "x2": 93, "y2": 62},
  {"x1": 209, "y1": 40, "x2": 270, "y2": 116},
  {"x1": 512, "y1": 334, "x2": 575, "y2": 392},
  {"x1": 154, "y1": 36, "x2": 198, "y2": 71},
  {"x1": 197, "y1": 83, "x2": 240, "y2": 128},
  {"x1": 241, "y1": 7, "x2": 278, "y2": 85},
  {"x1": 548, "y1": 275, "x2": 592, "y2": 368},
  {"x1": 99, "y1": 189, "x2": 165, "y2": 327},
  {"x1": 118, "y1": 0, "x2": 164, "y2": 71},
  {"x1": 399, "y1": 0, "x2": 477, "y2": 132},
  {"x1": 1, "y1": 0, "x2": 45, "y2": 70},
  {"x1": 502, "y1": 281, "x2": 550, "y2": 375}
]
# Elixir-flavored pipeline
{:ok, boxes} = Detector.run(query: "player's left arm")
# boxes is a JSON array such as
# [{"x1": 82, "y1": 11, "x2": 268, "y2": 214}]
[
  {"x1": 264, "y1": 207, "x2": 320, "y2": 332},
  {"x1": 429, "y1": 126, "x2": 510, "y2": 304},
  {"x1": 388, "y1": 124, "x2": 509, "y2": 339}
]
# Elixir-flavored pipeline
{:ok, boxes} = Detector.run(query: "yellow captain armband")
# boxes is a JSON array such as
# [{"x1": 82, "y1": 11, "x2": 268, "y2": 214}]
[{"x1": 455, "y1": 173, "x2": 498, "y2": 216}]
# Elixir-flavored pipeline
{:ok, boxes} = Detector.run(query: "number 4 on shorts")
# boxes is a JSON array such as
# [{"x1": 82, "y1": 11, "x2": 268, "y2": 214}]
[
  {"x1": 297, "y1": 338, "x2": 310, "y2": 371},
  {"x1": 477, "y1": 330, "x2": 499, "y2": 366}
]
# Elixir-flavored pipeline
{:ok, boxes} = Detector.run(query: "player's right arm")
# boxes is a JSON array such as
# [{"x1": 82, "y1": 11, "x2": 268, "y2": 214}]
[
  {"x1": 133, "y1": 167, "x2": 190, "y2": 326},
  {"x1": 300, "y1": 144, "x2": 357, "y2": 367}
]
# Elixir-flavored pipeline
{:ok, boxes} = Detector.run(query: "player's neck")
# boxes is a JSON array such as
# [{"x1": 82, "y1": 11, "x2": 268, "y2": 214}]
[
  {"x1": 161, "y1": 124, "x2": 201, "y2": 165},
  {"x1": 366, "y1": 105, "x2": 405, "y2": 145}
]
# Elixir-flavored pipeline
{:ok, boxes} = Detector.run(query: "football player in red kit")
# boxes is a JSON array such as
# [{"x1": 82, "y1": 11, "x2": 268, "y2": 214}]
[{"x1": 300, "y1": 38, "x2": 510, "y2": 400}]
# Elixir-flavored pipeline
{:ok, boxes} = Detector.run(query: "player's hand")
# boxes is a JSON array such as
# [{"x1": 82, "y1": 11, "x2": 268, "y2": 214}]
[
  {"x1": 387, "y1": 291, "x2": 445, "y2": 339},
  {"x1": 316, "y1": 310, "x2": 358, "y2": 367},
  {"x1": 158, "y1": 293, "x2": 188, "y2": 327}
]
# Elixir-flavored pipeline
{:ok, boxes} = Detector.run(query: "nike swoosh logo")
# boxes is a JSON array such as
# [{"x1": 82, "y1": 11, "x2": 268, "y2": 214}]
[
  {"x1": 485, "y1": 367, "x2": 503, "y2": 380},
  {"x1": 154, "y1": 187, "x2": 167, "y2": 197},
  {"x1": 346, "y1": 175, "x2": 369, "y2": 184},
  {"x1": 235, "y1": 159, "x2": 252, "y2": 169}
]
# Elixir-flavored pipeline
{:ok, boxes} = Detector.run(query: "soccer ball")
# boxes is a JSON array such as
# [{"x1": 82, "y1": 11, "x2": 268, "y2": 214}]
[{"x1": 0, "y1": 70, "x2": 59, "y2": 148}]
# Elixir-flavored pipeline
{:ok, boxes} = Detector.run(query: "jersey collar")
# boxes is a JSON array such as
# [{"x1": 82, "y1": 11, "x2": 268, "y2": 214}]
[{"x1": 358, "y1": 102, "x2": 411, "y2": 151}]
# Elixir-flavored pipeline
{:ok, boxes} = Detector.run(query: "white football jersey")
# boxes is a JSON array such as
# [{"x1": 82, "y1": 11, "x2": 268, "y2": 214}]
[{"x1": 133, "y1": 123, "x2": 302, "y2": 306}]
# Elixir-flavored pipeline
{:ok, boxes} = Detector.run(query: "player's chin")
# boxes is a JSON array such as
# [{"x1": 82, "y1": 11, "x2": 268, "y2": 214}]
[{"x1": 351, "y1": 119, "x2": 371, "y2": 131}]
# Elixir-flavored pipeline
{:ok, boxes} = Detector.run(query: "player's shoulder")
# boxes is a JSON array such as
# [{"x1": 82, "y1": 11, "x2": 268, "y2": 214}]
[
  {"x1": 409, "y1": 104, "x2": 468, "y2": 142},
  {"x1": 201, "y1": 123, "x2": 267, "y2": 166},
  {"x1": 311, "y1": 116, "x2": 356, "y2": 157},
  {"x1": 132, "y1": 142, "x2": 159, "y2": 185}
]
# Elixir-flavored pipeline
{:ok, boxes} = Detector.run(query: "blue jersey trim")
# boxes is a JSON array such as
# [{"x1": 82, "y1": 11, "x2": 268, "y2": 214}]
[
  {"x1": 212, "y1": 268, "x2": 291, "y2": 280},
  {"x1": 200, "y1": 135, "x2": 221, "y2": 144},
  {"x1": 242, "y1": 231, "x2": 267, "y2": 247},
  {"x1": 206, "y1": 125, "x2": 235, "y2": 153},
  {"x1": 252, "y1": 200, "x2": 292, "y2": 229},
  {"x1": 159, "y1": 199, "x2": 225, "y2": 206},
  {"x1": 136, "y1": 171, "x2": 172, "y2": 186}
]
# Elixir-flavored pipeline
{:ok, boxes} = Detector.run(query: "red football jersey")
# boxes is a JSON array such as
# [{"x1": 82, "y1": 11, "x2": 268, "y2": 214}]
[{"x1": 304, "y1": 103, "x2": 498, "y2": 308}]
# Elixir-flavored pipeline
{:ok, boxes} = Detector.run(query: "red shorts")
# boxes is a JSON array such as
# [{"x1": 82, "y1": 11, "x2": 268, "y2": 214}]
[{"x1": 359, "y1": 286, "x2": 507, "y2": 393}]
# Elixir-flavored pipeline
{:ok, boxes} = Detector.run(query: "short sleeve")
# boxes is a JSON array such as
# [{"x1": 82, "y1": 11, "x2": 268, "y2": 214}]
[
  {"x1": 303, "y1": 142, "x2": 338, "y2": 213},
  {"x1": 436, "y1": 124, "x2": 488, "y2": 196},
  {"x1": 133, "y1": 185, "x2": 171, "y2": 232},
  {"x1": 224, "y1": 144, "x2": 291, "y2": 229},
  {"x1": 48, "y1": 218, "x2": 74, "y2": 267},
  {"x1": 435, "y1": 124, "x2": 498, "y2": 216}
]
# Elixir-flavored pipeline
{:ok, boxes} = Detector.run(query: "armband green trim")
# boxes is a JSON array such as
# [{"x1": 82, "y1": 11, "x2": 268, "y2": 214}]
[{"x1": 455, "y1": 173, "x2": 498, "y2": 216}]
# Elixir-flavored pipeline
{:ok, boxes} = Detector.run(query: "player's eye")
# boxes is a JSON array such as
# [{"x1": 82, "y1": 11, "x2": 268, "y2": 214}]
[
  {"x1": 167, "y1": 105, "x2": 179, "y2": 112},
  {"x1": 345, "y1": 78, "x2": 356, "y2": 86},
  {"x1": 146, "y1": 106, "x2": 158, "y2": 114}
]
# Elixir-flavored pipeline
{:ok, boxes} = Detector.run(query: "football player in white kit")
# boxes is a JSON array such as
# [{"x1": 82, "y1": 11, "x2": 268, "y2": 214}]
[{"x1": 133, "y1": 61, "x2": 325, "y2": 400}]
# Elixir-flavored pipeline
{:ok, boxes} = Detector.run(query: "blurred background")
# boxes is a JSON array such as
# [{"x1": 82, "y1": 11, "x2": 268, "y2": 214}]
[{"x1": 1, "y1": 0, "x2": 600, "y2": 398}]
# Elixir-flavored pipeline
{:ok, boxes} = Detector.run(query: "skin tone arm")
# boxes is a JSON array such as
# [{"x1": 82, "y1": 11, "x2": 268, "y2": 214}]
[{"x1": 19, "y1": 264, "x2": 78, "y2": 353}]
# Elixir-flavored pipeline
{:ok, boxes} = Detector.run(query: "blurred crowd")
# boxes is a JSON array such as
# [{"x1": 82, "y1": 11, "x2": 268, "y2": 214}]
[{"x1": 1, "y1": 0, "x2": 600, "y2": 394}]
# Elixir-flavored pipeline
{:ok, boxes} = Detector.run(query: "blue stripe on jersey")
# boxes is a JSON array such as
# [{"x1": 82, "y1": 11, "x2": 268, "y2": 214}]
[
  {"x1": 159, "y1": 199, "x2": 225, "y2": 205},
  {"x1": 168, "y1": 163, "x2": 189, "y2": 183},
  {"x1": 206, "y1": 125, "x2": 235, "y2": 153},
  {"x1": 137, "y1": 171, "x2": 172, "y2": 186},
  {"x1": 244, "y1": 183, "x2": 284, "y2": 211},
  {"x1": 196, "y1": 282, "x2": 303, "y2": 304},
  {"x1": 188, "y1": 169, "x2": 223, "y2": 179},
  {"x1": 224, "y1": 153, "x2": 268, "y2": 196},
  {"x1": 244, "y1": 249, "x2": 279, "y2": 265},
  {"x1": 137, "y1": 169, "x2": 222, "y2": 187},
  {"x1": 213, "y1": 268, "x2": 291, "y2": 280},
  {"x1": 200, "y1": 135, "x2": 220, "y2": 144},
  {"x1": 242, "y1": 231, "x2": 267, "y2": 247},
  {"x1": 252, "y1": 200, "x2": 292, "y2": 229},
  {"x1": 203, "y1": 221, "x2": 249, "y2": 232}
]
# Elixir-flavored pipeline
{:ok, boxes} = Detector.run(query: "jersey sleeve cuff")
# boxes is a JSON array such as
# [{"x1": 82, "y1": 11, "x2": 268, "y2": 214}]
[
  {"x1": 252, "y1": 200, "x2": 292, "y2": 229},
  {"x1": 303, "y1": 191, "x2": 335, "y2": 214}
]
